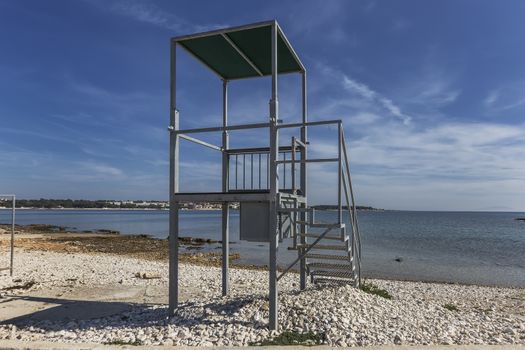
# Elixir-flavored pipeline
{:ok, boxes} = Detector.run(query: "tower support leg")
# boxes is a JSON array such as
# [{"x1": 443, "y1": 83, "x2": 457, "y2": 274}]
[
  {"x1": 299, "y1": 203, "x2": 307, "y2": 290},
  {"x1": 222, "y1": 203, "x2": 229, "y2": 296},
  {"x1": 269, "y1": 203, "x2": 279, "y2": 330},
  {"x1": 168, "y1": 203, "x2": 179, "y2": 316}
]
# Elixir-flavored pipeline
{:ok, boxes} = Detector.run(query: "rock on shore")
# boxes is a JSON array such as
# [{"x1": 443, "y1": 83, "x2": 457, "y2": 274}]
[{"x1": 0, "y1": 251, "x2": 524, "y2": 346}]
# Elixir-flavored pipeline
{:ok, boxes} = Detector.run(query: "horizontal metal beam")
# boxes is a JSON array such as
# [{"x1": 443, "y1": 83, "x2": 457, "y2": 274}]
[
  {"x1": 226, "y1": 145, "x2": 300, "y2": 155},
  {"x1": 276, "y1": 158, "x2": 339, "y2": 164},
  {"x1": 276, "y1": 22, "x2": 306, "y2": 72},
  {"x1": 277, "y1": 119, "x2": 342, "y2": 129},
  {"x1": 173, "y1": 122, "x2": 270, "y2": 135},
  {"x1": 172, "y1": 20, "x2": 275, "y2": 42},
  {"x1": 173, "y1": 192, "x2": 271, "y2": 202},
  {"x1": 179, "y1": 134, "x2": 223, "y2": 152},
  {"x1": 221, "y1": 34, "x2": 263, "y2": 76},
  {"x1": 226, "y1": 69, "x2": 301, "y2": 82}
]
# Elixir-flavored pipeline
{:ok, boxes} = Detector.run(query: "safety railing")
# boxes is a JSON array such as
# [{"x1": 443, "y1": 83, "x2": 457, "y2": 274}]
[
  {"x1": 0, "y1": 194, "x2": 15, "y2": 276},
  {"x1": 341, "y1": 130, "x2": 362, "y2": 286},
  {"x1": 275, "y1": 120, "x2": 362, "y2": 286},
  {"x1": 227, "y1": 147, "x2": 303, "y2": 192}
]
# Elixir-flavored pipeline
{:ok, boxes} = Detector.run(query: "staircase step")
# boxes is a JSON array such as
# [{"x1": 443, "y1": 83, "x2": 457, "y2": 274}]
[
  {"x1": 313, "y1": 277, "x2": 355, "y2": 285},
  {"x1": 305, "y1": 253, "x2": 349, "y2": 261},
  {"x1": 311, "y1": 270, "x2": 354, "y2": 279},
  {"x1": 294, "y1": 221, "x2": 345, "y2": 229},
  {"x1": 298, "y1": 244, "x2": 348, "y2": 251},
  {"x1": 307, "y1": 262, "x2": 352, "y2": 270},
  {"x1": 299, "y1": 233, "x2": 346, "y2": 241},
  {"x1": 310, "y1": 222, "x2": 345, "y2": 229},
  {"x1": 277, "y1": 207, "x2": 312, "y2": 213}
]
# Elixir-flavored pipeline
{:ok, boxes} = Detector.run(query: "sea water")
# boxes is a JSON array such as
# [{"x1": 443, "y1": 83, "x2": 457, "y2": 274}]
[{"x1": 1, "y1": 209, "x2": 524, "y2": 287}]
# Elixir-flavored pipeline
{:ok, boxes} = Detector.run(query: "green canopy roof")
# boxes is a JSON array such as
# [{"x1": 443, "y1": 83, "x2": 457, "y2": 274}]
[{"x1": 173, "y1": 21, "x2": 305, "y2": 80}]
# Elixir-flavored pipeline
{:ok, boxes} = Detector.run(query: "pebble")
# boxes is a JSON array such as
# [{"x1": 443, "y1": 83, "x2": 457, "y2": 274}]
[{"x1": 0, "y1": 251, "x2": 523, "y2": 346}]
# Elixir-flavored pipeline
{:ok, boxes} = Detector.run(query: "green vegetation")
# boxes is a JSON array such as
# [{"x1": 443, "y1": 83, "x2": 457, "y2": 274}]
[
  {"x1": 103, "y1": 339, "x2": 142, "y2": 346},
  {"x1": 443, "y1": 303, "x2": 459, "y2": 311},
  {"x1": 360, "y1": 281, "x2": 392, "y2": 299},
  {"x1": 0, "y1": 198, "x2": 165, "y2": 209},
  {"x1": 250, "y1": 331, "x2": 326, "y2": 346}
]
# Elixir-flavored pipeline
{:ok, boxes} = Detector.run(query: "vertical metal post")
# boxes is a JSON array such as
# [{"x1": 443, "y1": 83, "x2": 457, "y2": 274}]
[
  {"x1": 10, "y1": 195, "x2": 15, "y2": 276},
  {"x1": 291, "y1": 138, "x2": 296, "y2": 194},
  {"x1": 259, "y1": 153, "x2": 262, "y2": 189},
  {"x1": 299, "y1": 71, "x2": 308, "y2": 290},
  {"x1": 268, "y1": 21, "x2": 280, "y2": 331},
  {"x1": 168, "y1": 41, "x2": 180, "y2": 317},
  {"x1": 243, "y1": 154, "x2": 246, "y2": 189},
  {"x1": 283, "y1": 153, "x2": 287, "y2": 190},
  {"x1": 221, "y1": 79, "x2": 230, "y2": 296},
  {"x1": 337, "y1": 122, "x2": 342, "y2": 224},
  {"x1": 251, "y1": 154, "x2": 254, "y2": 189},
  {"x1": 267, "y1": 154, "x2": 270, "y2": 189}
]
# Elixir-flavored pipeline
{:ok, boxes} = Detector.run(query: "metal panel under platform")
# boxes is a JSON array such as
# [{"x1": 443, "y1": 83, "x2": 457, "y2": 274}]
[{"x1": 240, "y1": 201, "x2": 269, "y2": 242}]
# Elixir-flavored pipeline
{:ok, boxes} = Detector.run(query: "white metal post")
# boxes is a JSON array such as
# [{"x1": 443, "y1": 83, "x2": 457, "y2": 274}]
[
  {"x1": 338, "y1": 122, "x2": 342, "y2": 224},
  {"x1": 0, "y1": 195, "x2": 15, "y2": 276},
  {"x1": 268, "y1": 21, "x2": 280, "y2": 331},
  {"x1": 10, "y1": 195, "x2": 15, "y2": 276},
  {"x1": 221, "y1": 79, "x2": 230, "y2": 296},
  {"x1": 168, "y1": 41, "x2": 180, "y2": 317},
  {"x1": 299, "y1": 71, "x2": 308, "y2": 290}
]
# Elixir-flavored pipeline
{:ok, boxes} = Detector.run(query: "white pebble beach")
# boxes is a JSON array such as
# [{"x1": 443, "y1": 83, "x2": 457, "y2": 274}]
[{"x1": 0, "y1": 250, "x2": 524, "y2": 347}]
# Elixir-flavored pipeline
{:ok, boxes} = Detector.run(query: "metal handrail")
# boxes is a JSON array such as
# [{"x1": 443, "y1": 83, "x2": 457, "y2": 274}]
[
  {"x1": 341, "y1": 131, "x2": 362, "y2": 286},
  {"x1": 275, "y1": 125, "x2": 361, "y2": 287},
  {"x1": 277, "y1": 225, "x2": 333, "y2": 281},
  {"x1": 227, "y1": 148, "x2": 303, "y2": 192},
  {"x1": 0, "y1": 194, "x2": 15, "y2": 276}
]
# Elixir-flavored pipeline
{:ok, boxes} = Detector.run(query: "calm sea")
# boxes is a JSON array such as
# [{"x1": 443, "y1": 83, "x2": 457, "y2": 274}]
[{"x1": 1, "y1": 209, "x2": 524, "y2": 287}]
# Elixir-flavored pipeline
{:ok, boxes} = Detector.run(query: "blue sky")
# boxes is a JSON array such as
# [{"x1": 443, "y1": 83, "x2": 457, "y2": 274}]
[{"x1": 1, "y1": 0, "x2": 524, "y2": 211}]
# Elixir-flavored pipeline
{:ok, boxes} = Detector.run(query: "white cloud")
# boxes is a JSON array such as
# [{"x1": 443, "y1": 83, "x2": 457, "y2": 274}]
[
  {"x1": 297, "y1": 64, "x2": 525, "y2": 210},
  {"x1": 484, "y1": 90, "x2": 499, "y2": 106},
  {"x1": 338, "y1": 72, "x2": 412, "y2": 125},
  {"x1": 415, "y1": 80, "x2": 461, "y2": 106},
  {"x1": 350, "y1": 112, "x2": 380, "y2": 125},
  {"x1": 92, "y1": 0, "x2": 226, "y2": 34},
  {"x1": 483, "y1": 83, "x2": 525, "y2": 112},
  {"x1": 342, "y1": 121, "x2": 525, "y2": 210},
  {"x1": 342, "y1": 76, "x2": 376, "y2": 100},
  {"x1": 112, "y1": 1, "x2": 170, "y2": 28},
  {"x1": 87, "y1": 163, "x2": 124, "y2": 177}
]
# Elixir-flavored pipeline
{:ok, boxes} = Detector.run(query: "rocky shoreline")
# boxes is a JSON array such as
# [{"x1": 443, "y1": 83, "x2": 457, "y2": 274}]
[{"x1": 0, "y1": 234, "x2": 524, "y2": 347}]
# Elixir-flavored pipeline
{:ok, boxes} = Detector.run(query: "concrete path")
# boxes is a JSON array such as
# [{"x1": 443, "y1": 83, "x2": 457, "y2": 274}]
[{"x1": 0, "y1": 284, "x2": 170, "y2": 325}]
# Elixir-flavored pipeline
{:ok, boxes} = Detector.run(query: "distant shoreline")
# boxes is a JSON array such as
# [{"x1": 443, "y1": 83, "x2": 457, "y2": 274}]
[
  {"x1": 0, "y1": 207, "x2": 384, "y2": 212},
  {"x1": 0, "y1": 207, "x2": 214, "y2": 211}
]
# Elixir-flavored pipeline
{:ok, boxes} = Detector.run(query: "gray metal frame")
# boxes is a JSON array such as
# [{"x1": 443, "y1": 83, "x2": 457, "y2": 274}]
[
  {"x1": 0, "y1": 194, "x2": 15, "y2": 276},
  {"x1": 167, "y1": 20, "x2": 361, "y2": 331},
  {"x1": 168, "y1": 21, "x2": 305, "y2": 330},
  {"x1": 172, "y1": 20, "x2": 306, "y2": 79}
]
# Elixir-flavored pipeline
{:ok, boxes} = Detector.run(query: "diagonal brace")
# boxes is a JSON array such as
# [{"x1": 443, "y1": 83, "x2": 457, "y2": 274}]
[{"x1": 276, "y1": 226, "x2": 332, "y2": 281}]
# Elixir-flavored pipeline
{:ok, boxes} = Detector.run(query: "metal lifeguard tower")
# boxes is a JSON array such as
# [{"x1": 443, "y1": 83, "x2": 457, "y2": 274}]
[{"x1": 168, "y1": 20, "x2": 361, "y2": 330}]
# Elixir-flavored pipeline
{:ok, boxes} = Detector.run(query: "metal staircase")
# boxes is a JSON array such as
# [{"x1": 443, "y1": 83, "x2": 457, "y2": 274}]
[
  {"x1": 276, "y1": 128, "x2": 362, "y2": 287},
  {"x1": 168, "y1": 20, "x2": 363, "y2": 330}
]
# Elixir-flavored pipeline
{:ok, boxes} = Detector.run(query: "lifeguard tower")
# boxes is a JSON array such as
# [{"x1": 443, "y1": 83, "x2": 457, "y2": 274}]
[{"x1": 168, "y1": 20, "x2": 361, "y2": 330}]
